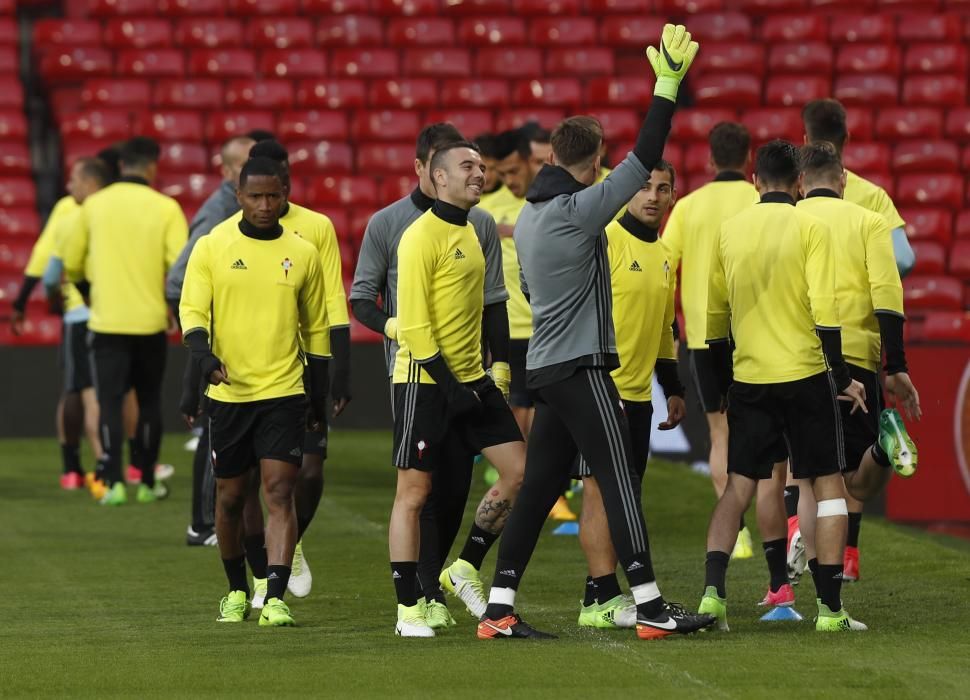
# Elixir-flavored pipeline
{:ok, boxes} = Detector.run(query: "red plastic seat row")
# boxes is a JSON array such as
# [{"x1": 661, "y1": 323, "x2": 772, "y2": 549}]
[
  {"x1": 903, "y1": 275, "x2": 964, "y2": 311},
  {"x1": 920, "y1": 311, "x2": 970, "y2": 343},
  {"x1": 0, "y1": 207, "x2": 40, "y2": 236},
  {"x1": 0, "y1": 178, "x2": 36, "y2": 208}
]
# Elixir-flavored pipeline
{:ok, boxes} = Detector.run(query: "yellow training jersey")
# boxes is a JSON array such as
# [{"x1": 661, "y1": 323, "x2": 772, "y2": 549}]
[
  {"x1": 606, "y1": 217, "x2": 676, "y2": 402},
  {"x1": 798, "y1": 192, "x2": 904, "y2": 372},
  {"x1": 62, "y1": 180, "x2": 187, "y2": 335},
  {"x1": 394, "y1": 205, "x2": 487, "y2": 385},
  {"x1": 26, "y1": 195, "x2": 85, "y2": 313},
  {"x1": 180, "y1": 218, "x2": 329, "y2": 403},
  {"x1": 663, "y1": 174, "x2": 760, "y2": 349},
  {"x1": 844, "y1": 170, "x2": 905, "y2": 231},
  {"x1": 477, "y1": 186, "x2": 531, "y2": 339},
  {"x1": 707, "y1": 194, "x2": 840, "y2": 384},
  {"x1": 282, "y1": 201, "x2": 348, "y2": 328}
]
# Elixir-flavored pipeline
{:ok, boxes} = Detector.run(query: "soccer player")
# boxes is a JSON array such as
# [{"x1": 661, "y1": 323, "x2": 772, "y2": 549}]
[
  {"x1": 388, "y1": 140, "x2": 524, "y2": 638},
  {"x1": 473, "y1": 132, "x2": 505, "y2": 208},
  {"x1": 351, "y1": 124, "x2": 515, "y2": 630},
  {"x1": 168, "y1": 134, "x2": 255, "y2": 547},
  {"x1": 179, "y1": 157, "x2": 329, "y2": 626},
  {"x1": 798, "y1": 98, "x2": 917, "y2": 580},
  {"x1": 61, "y1": 137, "x2": 187, "y2": 505},
  {"x1": 479, "y1": 25, "x2": 714, "y2": 640},
  {"x1": 662, "y1": 122, "x2": 760, "y2": 559},
  {"x1": 577, "y1": 161, "x2": 687, "y2": 628},
  {"x1": 697, "y1": 140, "x2": 868, "y2": 633},
  {"x1": 242, "y1": 139, "x2": 351, "y2": 600},
  {"x1": 522, "y1": 123, "x2": 552, "y2": 176}
]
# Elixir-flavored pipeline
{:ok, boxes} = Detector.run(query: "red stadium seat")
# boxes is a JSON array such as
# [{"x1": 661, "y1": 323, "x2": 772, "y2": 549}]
[
  {"x1": 206, "y1": 112, "x2": 275, "y2": 142},
  {"x1": 694, "y1": 42, "x2": 766, "y2": 76},
  {"x1": 896, "y1": 12, "x2": 962, "y2": 43},
  {"x1": 902, "y1": 76, "x2": 966, "y2": 107},
  {"x1": 61, "y1": 138, "x2": 115, "y2": 169},
  {"x1": 964, "y1": 144, "x2": 970, "y2": 172},
  {"x1": 226, "y1": 0, "x2": 300, "y2": 14},
  {"x1": 316, "y1": 16, "x2": 384, "y2": 47},
  {"x1": 842, "y1": 142, "x2": 890, "y2": 173},
  {"x1": 764, "y1": 75, "x2": 831, "y2": 106},
  {"x1": 845, "y1": 108, "x2": 874, "y2": 141},
  {"x1": 833, "y1": 74, "x2": 898, "y2": 106},
  {"x1": 658, "y1": 0, "x2": 725, "y2": 11},
  {"x1": 829, "y1": 14, "x2": 893, "y2": 43},
  {"x1": 375, "y1": 0, "x2": 440, "y2": 14},
  {"x1": 439, "y1": 0, "x2": 512, "y2": 14},
  {"x1": 0, "y1": 240, "x2": 33, "y2": 274},
  {"x1": 670, "y1": 108, "x2": 737, "y2": 141},
  {"x1": 0, "y1": 46, "x2": 16, "y2": 74},
  {"x1": 530, "y1": 17, "x2": 596, "y2": 45},
  {"x1": 403, "y1": 49, "x2": 472, "y2": 78},
  {"x1": 586, "y1": 109, "x2": 638, "y2": 141},
  {"x1": 513, "y1": 78, "x2": 582, "y2": 109},
  {"x1": 896, "y1": 173, "x2": 963, "y2": 208},
  {"x1": 584, "y1": 0, "x2": 654, "y2": 10},
  {"x1": 684, "y1": 142, "x2": 712, "y2": 174},
  {"x1": 892, "y1": 141, "x2": 960, "y2": 173},
  {"x1": 761, "y1": 13, "x2": 827, "y2": 42},
  {"x1": 921, "y1": 311, "x2": 970, "y2": 343},
  {"x1": 599, "y1": 16, "x2": 665, "y2": 47},
  {"x1": 0, "y1": 208, "x2": 39, "y2": 237},
  {"x1": 307, "y1": 175, "x2": 378, "y2": 207},
  {"x1": 40, "y1": 48, "x2": 112, "y2": 82},
  {"x1": 512, "y1": 0, "x2": 581, "y2": 13},
  {"x1": 0, "y1": 111, "x2": 26, "y2": 140},
  {"x1": 60, "y1": 110, "x2": 131, "y2": 140},
  {"x1": 690, "y1": 74, "x2": 761, "y2": 107},
  {"x1": 835, "y1": 45, "x2": 901, "y2": 74},
  {"x1": 909, "y1": 242, "x2": 946, "y2": 275},
  {"x1": 331, "y1": 49, "x2": 399, "y2": 78},
  {"x1": 957, "y1": 210, "x2": 970, "y2": 239},
  {"x1": 278, "y1": 110, "x2": 349, "y2": 140},
  {"x1": 159, "y1": 142, "x2": 209, "y2": 173},
  {"x1": 33, "y1": 20, "x2": 102, "y2": 49},
  {"x1": 353, "y1": 109, "x2": 422, "y2": 140},
  {"x1": 104, "y1": 18, "x2": 172, "y2": 49},
  {"x1": 158, "y1": 0, "x2": 227, "y2": 14},
  {"x1": 0, "y1": 143, "x2": 30, "y2": 176},
  {"x1": 81, "y1": 79, "x2": 151, "y2": 108},
  {"x1": 51, "y1": 89, "x2": 84, "y2": 119},
  {"x1": 357, "y1": 141, "x2": 415, "y2": 173},
  {"x1": 904, "y1": 43, "x2": 967, "y2": 73},
  {"x1": 85, "y1": 0, "x2": 155, "y2": 16},
  {"x1": 495, "y1": 108, "x2": 565, "y2": 131},
  {"x1": 874, "y1": 107, "x2": 943, "y2": 139},
  {"x1": 737, "y1": 0, "x2": 806, "y2": 12},
  {"x1": 248, "y1": 18, "x2": 314, "y2": 49},
  {"x1": 368, "y1": 79, "x2": 438, "y2": 109},
  {"x1": 689, "y1": 12, "x2": 753, "y2": 41},
  {"x1": 117, "y1": 50, "x2": 185, "y2": 78},
  {"x1": 0, "y1": 78, "x2": 22, "y2": 109},
  {"x1": 225, "y1": 79, "x2": 294, "y2": 109},
  {"x1": 903, "y1": 275, "x2": 963, "y2": 310},
  {"x1": 174, "y1": 19, "x2": 243, "y2": 49},
  {"x1": 768, "y1": 42, "x2": 833, "y2": 73},
  {"x1": 457, "y1": 17, "x2": 526, "y2": 45},
  {"x1": 287, "y1": 140, "x2": 354, "y2": 174},
  {"x1": 287, "y1": 177, "x2": 308, "y2": 203},
  {"x1": 425, "y1": 110, "x2": 494, "y2": 138},
  {"x1": 546, "y1": 48, "x2": 614, "y2": 76},
  {"x1": 440, "y1": 79, "x2": 509, "y2": 108},
  {"x1": 741, "y1": 108, "x2": 803, "y2": 142},
  {"x1": 0, "y1": 20, "x2": 10, "y2": 48},
  {"x1": 154, "y1": 79, "x2": 224, "y2": 110},
  {"x1": 260, "y1": 49, "x2": 327, "y2": 79},
  {"x1": 380, "y1": 174, "x2": 416, "y2": 204},
  {"x1": 949, "y1": 242, "x2": 970, "y2": 278},
  {"x1": 302, "y1": 0, "x2": 371, "y2": 13},
  {"x1": 586, "y1": 76, "x2": 653, "y2": 108},
  {"x1": 158, "y1": 173, "x2": 223, "y2": 204},
  {"x1": 944, "y1": 107, "x2": 970, "y2": 141},
  {"x1": 387, "y1": 18, "x2": 454, "y2": 46},
  {"x1": 0, "y1": 178, "x2": 36, "y2": 208},
  {"x1": 475, "y1": 48, "x2": 542, "y2": 78},
  {"x1": 133, "y1": 110, "x2": 204, "y2": 141},
  {"x1": 296, "y1": 79, "x2": 367, "y2": 109},
  {"x1": 189, "y1": 50, "x2": 257, "y2": 78}
]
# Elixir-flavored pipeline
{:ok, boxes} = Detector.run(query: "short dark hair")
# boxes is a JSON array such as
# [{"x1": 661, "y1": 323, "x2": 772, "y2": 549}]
[
  {"x1": 652, "y1": 159, "x2": 676, "y2": 190},
  {"x1": 800, "y1": 141, "x2": 843, "y2": 183},
  {"x1": 551, "y1": 116, "x2": 603, "y2": 168},
  {"x1": 522, "y1": 122, "x2": 551, "y2": 145},
  {"x1": 802, "y1": 99, "x2": 848, "y2": 151},
  {"x1": 119, "y1": 136, "x2": 160, "y2": 169},
  {"x1": 754, "y1": 139, "x2": 801, "y2": 188},
  {"x1": 249, "y1": 139, "x2": 288, "y2": 164},
  {"x1": 75, "y1": 157, "x2": 112, "y2": 187},
  {"x1": 494, "y1": 128, "x2": 531, "y2": 161},
  {"x1": 708, "y1": 122, "x2": 750, "y2": 170},
  {"x1": 416, "y1": 123, "x2": 464, "y2": 164},
  {"x1": 239, "y1": 157, "x2": 285, "y2": 188},
  {"x1": 474, "y1": 132, "x2": 499, "y2": 159},
  {"x1": 246, "y1": 129, "x2": 276, "y2": 142},
  {"x1": 96, "y1": 144, "x2": 121, "y2": 182},
  {"x1": 429, "y1": 140, "x2": 481, "y2": 178}
]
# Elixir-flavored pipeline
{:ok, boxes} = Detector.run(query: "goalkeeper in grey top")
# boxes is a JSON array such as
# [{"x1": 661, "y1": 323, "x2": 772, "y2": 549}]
[{"x1": 477, "y1": 25, "x2": 717, "y2": 641}]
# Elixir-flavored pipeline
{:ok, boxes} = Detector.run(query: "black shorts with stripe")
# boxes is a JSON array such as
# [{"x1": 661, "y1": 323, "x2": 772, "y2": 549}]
[
  {"x1": 392, "y1": 377, "x2": 523, "y2": 472},
  {"x1": 509, "y1": 338, "x2": 534, "y2": 408},
  {"x1": 61, "y1": 320, "x2": 92, "y2": 393},
  {"x1": 726, "y1": 371, "x2": 844, "y2": 481},
  {"x1": 689, "y1": 348, "x2": 723, "y2": 414},
  {"x1": 840, "y1": 364, "x2": 883, "y2": 472},
  {"x1": 208, "y1": 395, "x2": 306, "y2": 479},
  {"x1": 575, "y1": 399, "x2": 653, "y2": 480}
]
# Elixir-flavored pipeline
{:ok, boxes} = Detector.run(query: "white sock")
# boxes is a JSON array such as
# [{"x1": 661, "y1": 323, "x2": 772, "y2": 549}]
[
  {"x1": 488, "y1": 587, "x2": 516, "y2": 607},
  {"x1": 631, "y1": 581, "x2": 661, "y2": 605}
]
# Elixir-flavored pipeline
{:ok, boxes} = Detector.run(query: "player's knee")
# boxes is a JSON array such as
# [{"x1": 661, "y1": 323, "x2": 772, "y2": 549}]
[
  {"x1": 262, "y1": 476, "x2": 296, "y2": 509},
  {"x1": 217, "y1": 487, "x2": 246, "y2": 518}
]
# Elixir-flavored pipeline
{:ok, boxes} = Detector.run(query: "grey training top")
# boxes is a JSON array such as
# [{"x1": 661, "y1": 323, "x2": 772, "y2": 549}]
[
  {"x1": 350, "y1": 188, "x2": 508, "y2": 376},
  {"x1": 515, "y1": 153, "x2": 650, "y2": 387},
  {"x1": 165, "y1": 179, "x2": 239, "y2": 302}
]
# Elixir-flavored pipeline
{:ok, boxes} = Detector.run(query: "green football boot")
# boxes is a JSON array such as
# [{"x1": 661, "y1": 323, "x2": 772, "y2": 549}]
[
  {"x1": 217, "y1": 590, "x2": 251, "y2": 623},
  {"x1": 698, "y1": 586, "x2": 729, "y2": 631},
  {"x1": 879, "y1": 408, "x2": 918, "y2": 478}
]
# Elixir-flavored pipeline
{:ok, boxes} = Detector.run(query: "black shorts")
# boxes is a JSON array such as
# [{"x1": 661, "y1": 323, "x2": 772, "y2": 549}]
[
  {"x1": 689, "y1": 348, "x2": 723, "y2": 414},
  {"x1": 509, "y1": 338, "x2": 534, "y2": 408},
  {"x1": 576, "y1": 399, "x2": 653, "y2": 479},
  {"x1": 208, "y1": 395, "x2": 306, "y2": 478},
  {"x1": 841, "y1": 364, "x2": 883, "y2": 472},
  {"x1": 302, "y1": 405, "x2": 329, "y2": 458},
  {"x1": 392, "y1": 377, "x2": 523, "y2": 471},
  {"x1": 61, "y1": 320, "x2": 92, "y2": 392},
  {"x1": 727, "y1": 371, "x2": 844, "y2": 481}
]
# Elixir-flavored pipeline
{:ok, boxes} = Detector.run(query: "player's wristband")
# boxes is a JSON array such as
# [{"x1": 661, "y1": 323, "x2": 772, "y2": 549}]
[{"x1": 489, "y1": 361, "x2": 511, "y2": 399}]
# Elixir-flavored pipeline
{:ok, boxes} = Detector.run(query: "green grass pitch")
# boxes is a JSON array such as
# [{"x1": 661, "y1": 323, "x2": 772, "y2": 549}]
[{"x1": 3, "y1": 430, "x2": 970, "y2": 698}]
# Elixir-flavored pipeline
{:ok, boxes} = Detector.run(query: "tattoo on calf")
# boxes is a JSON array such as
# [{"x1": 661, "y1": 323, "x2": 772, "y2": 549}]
[{"x1": 476, "y1": 497, "x2": 512, "y2": 534}]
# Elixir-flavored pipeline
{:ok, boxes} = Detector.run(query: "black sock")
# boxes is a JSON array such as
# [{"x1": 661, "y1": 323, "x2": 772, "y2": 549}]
[
  {"x1": 784, "y1": 485, "x2": 800, "y2": 519},
  {"x1": 94, "y1": 457, "x2": 108, "y2": 483},
  {"x1": 128, "y1": 438, "x2": 141, "y2": 469},
  {"x1": 60, "y1": 444, "x2": 83, "y2": 475},
  {"x1": 808, "y1": 557, "x2": 819, "y2": 593},
  {"x1": 635, "y1": 595, "x2": 665, "y2": 619},
  {"x1": 704, "y1": 550, "x2": 730, "y2": 598},
  {"x1": 847, "y1": 513, "x2": 862, "y2": 548},
  {"x1": 870, "y1": 441, "x2": 890, "y2": 467},
  {"x1": 391, "y1": 561, "x2": 418, "y2": 607},
  {"x1": 243, "y1": 534, "x2": 267, "y2": 580},
  {"x1": 297, "y1": 516, "x2": 312, "y2": 542},
  {"x1": 739, "y1": 514, "x2": 746, "y2": 531},
  {"x1": 593, "y1": 573, "x2": 622, "y2": 604},
  {"x1": 458, "y1": 524, "x2": 499, "y2": 571},
  {"x1": 222, "y1": 555, "x2": 249, "y2": 595},
  {"x1": 763, "y1": 538, "x2": 788, "y2": 592},
  {"x1": 816, "y1": 564, "x2": 843, "y2": 612},
  {"x1": 266, "y1": 565, "x2": 291, "y2": 602},
  {"x1": 582, "y1": 576, "x2": 597, "y2": 607}
]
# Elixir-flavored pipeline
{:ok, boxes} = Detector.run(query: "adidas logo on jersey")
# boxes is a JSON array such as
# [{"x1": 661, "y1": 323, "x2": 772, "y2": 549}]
[
  {"x1": 454, "y1": 248, "x2": 466, "y2": 260},
  {"x1": 231, "y1": 259, "x2": 247, "y2": 270},
  {"x1": 629, "y1": 260, "x2": 642, "y2": 272}
]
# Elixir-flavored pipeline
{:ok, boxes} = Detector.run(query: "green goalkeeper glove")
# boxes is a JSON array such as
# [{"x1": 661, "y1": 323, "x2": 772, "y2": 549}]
[
  {"x1": 646, "y1": 24, "x2": 700, "y2": 102},
  {"x1": 384, "y1": 317, "x2": 398, "y2": 340},
  {"x1": 488, "y1": 361, "x2": 511, "y2": 401}
]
